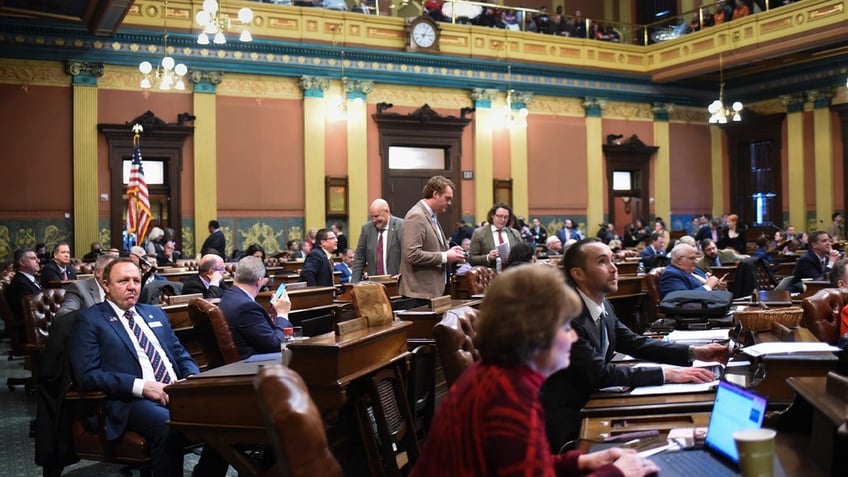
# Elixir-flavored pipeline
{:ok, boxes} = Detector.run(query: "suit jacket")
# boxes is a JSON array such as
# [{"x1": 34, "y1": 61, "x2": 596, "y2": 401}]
[
  {"x1": 399, "y1": 200, "x2": 449, "y2": 300},
  {"x1": 6, "y1": 272, "x2": 41, "y2": 321},
  {"x1": 299, "y1": 249, "x2": 335, "y2": 287},
  {"x1": 468, "y1": 225, "x2": 522, "y2": 267},
  {"x1": 334, "y1": 262, "x2": 352, "y2": 284},
  {"x1": 540, "y1": 299, "x2": 688, "y2": 450},
  {"x1": 658, "y1": 264, "x2": 708, "y2": 298},
  {"x1": 180, "y1": 274, "x2": 226, "y2": 299},
  {"x1": 695, "y1": 249, "x2": 743, "y2": 274},
  {"x1": 793, "y1": 249, "x2": 827, "y2": 280},
  {"x1": 531, "y1": 226, "x2": 547, "y2": 245},
  {"x1": 201, "y1": 229, "x2": 226, "y2": 258},
  {"x1": 69, "y1": 302, "x2": 198, "y2": 440},
  {"x1": 40, "y1": 261, "x2": 77, "y2": 286},
  {"x1": 639, "y1": 246, "x2": 665, "y2": 259},
  {"x1": 218, "y1": 287, "x2": 291, "y2": 359},
  {"x1": 56, "y1": 277, "x2": 103, "y2": 318},
  {"x1": 351, "y1": 216, "x2": 403, "y2": 283},
  {"x1": 694, "y1": 225, "x2": 719, "y2": 242}
]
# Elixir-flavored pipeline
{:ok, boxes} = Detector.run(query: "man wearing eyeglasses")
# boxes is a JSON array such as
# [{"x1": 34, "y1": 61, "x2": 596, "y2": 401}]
[
  {"x1": 300, "y1": 228, "x2": 338, "y2": 287},
  {"x1": 181, "y1": 254, "x2": 227, "y2": 299},
  {"x1": 468, "y1": 202, "x2": 521, "y2": 269},
  {"x1": 659, "y1": 243, "x2": 727, "y2": 299}
]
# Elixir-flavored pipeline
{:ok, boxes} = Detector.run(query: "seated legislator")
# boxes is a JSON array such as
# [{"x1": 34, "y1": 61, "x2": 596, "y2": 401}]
[
  {"x1": 40, "y1": 242, "x2": 77, "y2": 286},
  {"x1": 68, "y1": 258, "x2": 225, "y2": 476},
  {"x1": 695, "y1": 238, "x2": 745, "y2": 275},
  {"x1": 219, "y1": 256, "x2": 293, "y2": 359},
  {"x1": 793, "y1": 230, "x2": 841, "y2": 281},
  {"x1": 56, "y1": 252, "x2": 118, "y2": 318},
  {"x1": 829, "y1": 259, "x2": 848, "y2": 336},
  {"x1": 540, "y1": 239, "x2": 728, "y2": 451},
  {"x1": 658, "y1": 243, "x2": 727, "y2": 299},
  {"x1": 180, "y1": 254, "x2": 228, "y2": 299},
  {"x1": 468, "y1": 202, "x2": 522, "y2": 269},
  {"x1": 411, "y1": 265, "x2": 657, "y2": 477},
  {"x1": 299, "y1": 228, "x2": 338, "y2": 287},
  {"x1": 6, "y1": 248, "x2": 43, "y2": 323},
  {"x1": 334, "y1": 248, "x2": 354, "y2": 284}
]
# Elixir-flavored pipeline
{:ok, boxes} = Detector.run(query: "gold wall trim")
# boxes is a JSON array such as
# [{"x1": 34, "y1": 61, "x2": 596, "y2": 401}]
[{"x1": 0, "y1": 59, "x2": 67, "y2": 87}]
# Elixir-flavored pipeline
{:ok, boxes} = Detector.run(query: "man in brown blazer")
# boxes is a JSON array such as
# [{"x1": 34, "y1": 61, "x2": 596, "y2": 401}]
[
  {"x1": 399, "y1": 176, "x2": 467, "y2": 301},
  {"x1": 468, "y1": 202, "x2": 522, "y2": 269}
]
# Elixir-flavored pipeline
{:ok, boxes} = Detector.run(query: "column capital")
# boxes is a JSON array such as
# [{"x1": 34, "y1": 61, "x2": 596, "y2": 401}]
[
  {"x1": 189, "y1": 70, "x2": 223, "y2": 93},
  {"x1": 582, "y1": 97, "x2": 607, "y2": 117},
  {"x1": 806, "y1": 88, "x2": 833, "y2": 109},
  {"x1": 65, "y1": 60, "x2": 104, "y2": 86},
  {"x1": 300, "y1": 75, "x2": 330, "y2": 98},
  {"x1": 471, "y1": 88, "x2": 498, "y2": 108},
  {"x1": 509, "y1": 91, "x2": 533, "y2": 109},
  {"x1": 651, "y1": 102, "x2": 674, "y2": 121},
  {"x1": 344, "y1": 78, "x2": 373, "y2": 100},
  {"x1": 779, "y1": 93, "x2": 805, "y2": 113}
]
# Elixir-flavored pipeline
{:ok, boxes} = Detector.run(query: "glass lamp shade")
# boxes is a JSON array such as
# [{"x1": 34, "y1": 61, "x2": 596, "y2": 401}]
[
  {"x1": 139, "y1": 61, "x2": 153, "y2": 74},
  {"x1": 195, "y1": 10, "x2": 211, "y2": 26},
  {"x1": 731, "y1": 101, "x2": 743, "y2": 112},
  {"x1": 174, "y1": 63, "x2": 188, "y2": 76},
  {"x1": 213, "y1": 31, "x2": 226, "y2": 44},
  {"x1": 240, "y1": 30, "x2": 252, "y2": 42},
  {"x1": 140, "y1": 78, "x2": 152, "y2": 89},
  {"x1": 203, "y1": 0, "x2": 219, "y2": 14},
  {"x1": 238, "y1": 7, "x2": 254, "y2": 24},
  {"x1": 197, "y1": 32, "x2": 210, "y2": 45}
]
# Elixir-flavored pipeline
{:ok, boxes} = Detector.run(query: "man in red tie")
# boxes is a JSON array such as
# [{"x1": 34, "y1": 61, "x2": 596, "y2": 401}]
[
  {"x1": 352, "y1": 198, "x2": 404, "y2": 283},
  {"x1": 468, "y1": 202, "x2": 522, "y2": 269}
]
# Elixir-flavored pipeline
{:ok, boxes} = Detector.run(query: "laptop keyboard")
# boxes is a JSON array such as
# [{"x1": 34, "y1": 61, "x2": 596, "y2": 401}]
[{"x1": 653, "y1": 450, "x2": 737, "y2": 477}]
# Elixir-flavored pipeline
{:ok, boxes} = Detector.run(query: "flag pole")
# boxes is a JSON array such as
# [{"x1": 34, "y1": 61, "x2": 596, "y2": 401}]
[{"x1": 127, "y1": 123, "x2": 144, "y2": 251}]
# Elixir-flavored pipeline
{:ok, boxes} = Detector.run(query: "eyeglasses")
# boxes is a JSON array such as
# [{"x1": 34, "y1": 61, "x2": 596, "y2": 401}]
[
  {"x1": 681, "y1": 256, "x2": 698, "y2": 261},
  {"x1": 493, "y1": 214, "x2": 510, "y2": 220}
]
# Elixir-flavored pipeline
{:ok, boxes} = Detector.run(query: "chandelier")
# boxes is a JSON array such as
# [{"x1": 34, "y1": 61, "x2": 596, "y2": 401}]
[
  {"x1": 502, "y1": 66, "x2": 528, "y2": 128},
  {"x1": 139, "y1": 1, "x2": 187, "y2": 90},
  {"x1": 195, "y1": 0, "x2": 254, "y2": 45},
  {"x1": 707, "y1": 54, "x2": 743, "y2": 124}
]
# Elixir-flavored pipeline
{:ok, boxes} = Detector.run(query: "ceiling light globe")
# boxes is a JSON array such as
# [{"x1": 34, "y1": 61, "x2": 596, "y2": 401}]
[
  {"x1": 197, "y1": 32, "x2": 209, "y2": 45},
  {"x1": 518, "y1": 107, "x2": 529, "y2": 118},
  {"x1": 195, "y1": 10, "x2": 211, "y2": 26},
  {"x1": 161, "y1": 56, "x2": 175, "y2": 70},
  {"x1": 140, "y1": 78, "x2": 152, "y2": 89},
  {"x1": 213, "y1": 32, "x2": 226, "y2": 44},
  {"x1": 174, "y1": 63, "x2": 188, "y2": 76},
  {"x1": 139, "y1": 61, "x2": 153, "y2": 74},
  {"x1": 239, "y1": 30, "x2": 252, "y2": 42},
  {"x1": 708, "y1": 100, "x2": 722, "y2": 114},
  {"x1": 238, "y1": 7, "x2": 254, "y2": 24},
  {"x1": 732, "y1": 101, "x2": 743, "y2": 112},
  {"x1": 203, "y1": 0, "x2": 219, "y2": 14}
]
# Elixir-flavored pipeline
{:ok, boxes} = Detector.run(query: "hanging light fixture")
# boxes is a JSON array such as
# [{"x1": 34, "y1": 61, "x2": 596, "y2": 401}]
[
  {"x1": 195, "y1": 0, "x2": 253, "y2": 45},
  {"x1": 707, "y1": 54, "x2": 743, "y2": 124},
  {"x1": 501, "y1": 66, "x2": 528, "y2": 129},
  {"x1": 139, "y1": 1, "x2": 187, "y2": 91}
]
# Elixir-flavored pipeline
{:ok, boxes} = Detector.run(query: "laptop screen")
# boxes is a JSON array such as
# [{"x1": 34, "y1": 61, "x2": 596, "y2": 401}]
[{"x1": 704, "y1": 380, "x2": 767, "y2": 463}]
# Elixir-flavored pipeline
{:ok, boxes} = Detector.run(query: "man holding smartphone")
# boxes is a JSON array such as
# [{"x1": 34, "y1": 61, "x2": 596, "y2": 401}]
[{"x1": 219, "y1": 256, "x2": 292, "y2": 359}]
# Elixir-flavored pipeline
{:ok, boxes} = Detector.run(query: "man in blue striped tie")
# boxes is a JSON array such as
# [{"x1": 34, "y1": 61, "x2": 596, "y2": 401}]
[{"x1": 70, "y1": 258, "x2": 226, "y2": 476}]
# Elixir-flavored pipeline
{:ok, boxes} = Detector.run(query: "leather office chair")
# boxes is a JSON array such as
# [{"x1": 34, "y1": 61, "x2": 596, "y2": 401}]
[
  {"x1": 800, "y1": 288, "x2": 847, "y2": 344},
  {"x1": 187, "y1": 298, "x2": 240, "y2": 369},
  {"x1": 351, "y1": 282, "x2": 393, "y2": 327},
  {"x1": 407, "y1": 344, "x2": 436, "y2": 442},
  {"x1": 450, "y1": 266, "x2": 495, "y2": 299},
  {"x1": 0, "y1": 281, "x2": 31, "y2": 390},
  {"x1": 254, "y1": 364, "x2": 343, "y2": 477},
  {"x1": 644, "y1": 266, "x2": 665, "y2": 321},
  {"x1": 23, "y1": 288, "x2": 65, "y2": 385},
  {"x1": 432, "y1": 306, "x2": 479, "y2": 387}
]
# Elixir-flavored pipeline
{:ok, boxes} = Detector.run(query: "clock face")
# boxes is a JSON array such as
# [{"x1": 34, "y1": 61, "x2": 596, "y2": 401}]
[{"x1": 412, "y1": 22, "x2": 436, "y2": 48}]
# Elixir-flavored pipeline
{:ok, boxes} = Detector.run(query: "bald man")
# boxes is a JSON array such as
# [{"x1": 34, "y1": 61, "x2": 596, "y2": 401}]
[
  {"x1": 181, "y1": 254, "x2": 228, "y2": 299},
  {"x1": 351, "y1": 198, "x2": 404, "y2": 283}
]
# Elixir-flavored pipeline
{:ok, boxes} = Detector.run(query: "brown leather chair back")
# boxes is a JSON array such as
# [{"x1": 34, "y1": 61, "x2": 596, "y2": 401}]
[
  {"x1": 432, "y1": 306, "x2": 479, "y2": 387},
  {"x1": 254, "y1": 365, "x2": 343, "y2": 477},
  {"x1": 351, "y1": 282, "x2": 393, "y2": 327},
  {"x1": 800, "y1": 288, "x2": 847, "y2": 344},
  {"x1": 644, "y1": 266, "x2": 665, "y2": 320},
  {"x1": 0, "y1": 281, "x2": 27, "y2": 358},
  {"x1": 451, "y1": 266, "x2": 495, "y2": 299},
  {"x1": 187, "y1": 298, "x2": 240, "y2": 369},
  {"x1": 23, "y1": 288, "x2": 65, "y2": 350}
]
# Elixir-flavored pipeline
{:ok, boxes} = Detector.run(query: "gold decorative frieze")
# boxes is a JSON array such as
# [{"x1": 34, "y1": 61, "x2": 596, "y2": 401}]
[
  {"x1": 0, "y1": 59, "x2": 67, "y2": 87},
  {"x1": 215, "y1": 74, "x2": 302, "y2": 99}
]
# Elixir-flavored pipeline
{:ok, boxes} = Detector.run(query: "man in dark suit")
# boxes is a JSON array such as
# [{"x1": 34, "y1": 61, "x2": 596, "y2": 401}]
[
  {"x1": 180, "y1": 254, "x2": 227, "y2": 299},
  {"x1": 639, "y1": 232, "x2": 666, "y2": 259},
  {"x1": 540, "y1": 239, "x2": 728, "y2": 451},
  {"x1": 40, "y1": 242, "x2": 77, "y2": 286},
  {"x1": 219, "y1": 256, "x2": 292, "y2": 359},
  {"x1": 299, "y1": 228, "x2": 338, "y2": 287},
  {"x1": 659, "y1": 243, "x2": 727, "y2": 298},
  {"x1": 331, "y1": 222, "x2": 348, "y2": 255},
  {"x1": 399, "y1": 176, "x2": 467, "y2": 300},
  {"x1": 468, "y1": 202, "x2": 522, "y2": 269},
  {"x1": 694, "y1": 217, "x2": 722, "y2": 243},
  {"x1": 200, "y1": 219, "x2": 226, "y2": 258},
  {"x1": 6, "y1": 248, "x2": 42, "y2": 324},
  {"x1": 351, "y1": 198, "x2": 404, "y2": 283},
  {"x1": 793, "y1": 230, "x2": 841, "y2": 281},
  {"x1": 68, "y1": 258, "x2": 224, "y2": 476},
  {"x1": 56, "y1": 253, "x2": 118, "y2": 318},
  {"x1": 334, "y1": 248, "x2": 354, "y2": 284},
  {"x1": 530, "y1": 217, "x2": 547, "y2": 246}
]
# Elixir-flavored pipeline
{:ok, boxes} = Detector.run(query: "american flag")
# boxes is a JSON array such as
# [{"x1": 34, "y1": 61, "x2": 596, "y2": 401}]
[{"x1": 127, "y1": 126, "x2": 151, "y2": 244}]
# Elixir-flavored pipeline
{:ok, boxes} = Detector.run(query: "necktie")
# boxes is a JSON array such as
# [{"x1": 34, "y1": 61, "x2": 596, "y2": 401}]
[
  {"x1": 62, "y1": 269, "x2": 68, "y2": 281},
  {"x1": 715, "y1": 257, "x2": 721, "y2": 267},
  {"x1": 376, "y1": 229, "x2": 385, "y2": 275},
  {"x1": 598, "y1": 311, "x2": 609, "y2": 357},
  {"x1": 498, "y1": 229, "x2": 504, "y2": 245},
  {"x1": 124, "y1": 310, "x2": 171, "y2": 384}
]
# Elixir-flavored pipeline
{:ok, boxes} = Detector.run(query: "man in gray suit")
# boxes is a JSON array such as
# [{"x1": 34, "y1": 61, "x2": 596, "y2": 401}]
[
  {"x1": 56, "y1": 252, "x2": 118, "y2": 318},
  {"x1": 352, "y1": 198, "x2": 404, "y2": 283},
  {"x1": 399, "y1": 176, "x2": 467, "y2": 301},
  {"x1": 468, "y1": 202, "x2": 522, "y2": 269}
]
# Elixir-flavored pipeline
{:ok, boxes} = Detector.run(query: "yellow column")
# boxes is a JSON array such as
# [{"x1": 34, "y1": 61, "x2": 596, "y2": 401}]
[
  {"x1": 509, "y1": 93, "x2": 531, "y2": 219},
  {"x1": 472, "y1": 88, "x2": 497, "y2": 222},
  {"x1": 710, "y1": 126, "x2": 725, "y2": 218},
  {"x1": 583, "y1": 98, "x2": 604, "y2": 229},
  {"x1": 812, "y1": 92, "x2": 834, "y2": 226},
  {"x1": 652, "y1": 105, "x2": 671, "y2": 222},
  {"x1": 68, "y1": 61, "x2": 101, "y2": 257},
  {"x1": 345, "y1": 80, "x2": 373, "y2": 249},
  {"x1": 603, "y1": 0, "x2": 614, "y2": 21},
  {"x1": 784, "y1": 95, "x2": 805, "y2": 229},
  {"x1": 301, "y1": 76, "x2": 330, "y2": 231},
  {"x1": 191, "y1": 71, "x2": 221, "y2": 258}
]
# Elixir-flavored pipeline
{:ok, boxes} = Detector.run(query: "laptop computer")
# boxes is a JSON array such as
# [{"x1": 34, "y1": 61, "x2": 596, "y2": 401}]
[
  {"x1": 772, "y1": 275, "x2": 795, "y2": 293},
  {"x1": 648, "y1": 380, "x2": 784, "y2": 477}
]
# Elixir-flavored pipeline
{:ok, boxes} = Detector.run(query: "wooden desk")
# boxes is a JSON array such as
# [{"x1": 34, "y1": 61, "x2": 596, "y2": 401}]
[
  {"x1": 615, "y1": 261, "x2": 639, "y2": 275},
  {"x1": 795, "y1": 280, "x2": 830, "y2": 301},
  {"x1": 581, "y1": 390, "x2": 717, "y2": 418},
  {"x1": 395, "y1": 299, "x2": 482, "y2": 342},
  {"x1": 608, "y1": 275, "x2": 646, "y2": 332},
  {"x1": 167, "y1": 321, "x2": 412, "y2": 477},
  {"x1": 277, "y1": 260, "x2": 304, "y2": 272},
  {"x1": 257, "y1": 286, "x2": 335, "y2": 311}
]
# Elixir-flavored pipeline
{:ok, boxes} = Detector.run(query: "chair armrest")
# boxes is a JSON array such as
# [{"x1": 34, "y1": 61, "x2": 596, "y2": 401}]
[{"x1": 65, "y1": 390, "x2": 109, "y2": 400}]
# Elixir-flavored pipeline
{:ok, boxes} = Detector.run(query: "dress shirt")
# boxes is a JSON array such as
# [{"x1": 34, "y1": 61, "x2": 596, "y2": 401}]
[
  {"x1": 420, "y1": 201, "x2": 448, "y2": 264},
  {"x1": 104, "y1": 299, "x2": 176, "y2": 396},
  {"x1": 21, "y1": 271, "x2": 41, "y2": 289}
]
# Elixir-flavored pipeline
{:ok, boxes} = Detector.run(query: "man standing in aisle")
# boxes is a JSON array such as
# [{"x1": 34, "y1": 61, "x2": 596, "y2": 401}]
[
  {"x1": 399, "y1": 175, "x2": 466, "y2": 301},
  {"x1": 299, "y1": 228, "x2": 338, "y2": 287},
  {"x1": 351, "y1": 198, "x2": 404, "y2": 283},
  {"x1": 200, "y1": 220, "x2": 226, "y2": 258}
]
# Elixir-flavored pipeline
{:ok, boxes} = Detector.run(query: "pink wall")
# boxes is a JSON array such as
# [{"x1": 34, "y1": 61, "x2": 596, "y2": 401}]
[
  {"x1": 669, "y1": 122, "x2": 713, "y2": 214},
  {"x1": 527, "y1": 115, "x2": 587, "y2": 215}
]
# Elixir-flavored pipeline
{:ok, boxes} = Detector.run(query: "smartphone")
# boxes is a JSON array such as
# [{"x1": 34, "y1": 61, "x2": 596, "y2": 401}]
[{"x1": 271, "y1": 283, "x2": 287, "y2": 303}]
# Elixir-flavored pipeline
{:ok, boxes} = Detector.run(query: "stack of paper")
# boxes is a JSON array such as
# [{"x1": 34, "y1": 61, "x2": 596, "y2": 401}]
[{"x1": 742, "y1": 342, "x2": 841, "y2": 357}]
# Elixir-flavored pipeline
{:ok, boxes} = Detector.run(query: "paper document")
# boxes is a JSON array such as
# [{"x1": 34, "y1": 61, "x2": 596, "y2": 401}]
[
  {"x1": 496, "y1": 242, "x2": 510, "y2": 260},
  {"x1": 245, "y1": 352, "x2": 281, "y2": 363},
  {"x1": 629, "y1": 381, "x2": 718, "y2": 396},
  {"x1": 666, "y1": 329, "x2": 730, "y2": 343},
  {"x1": 742, "y1": 342, "x2": 841, "y2": 357}
]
